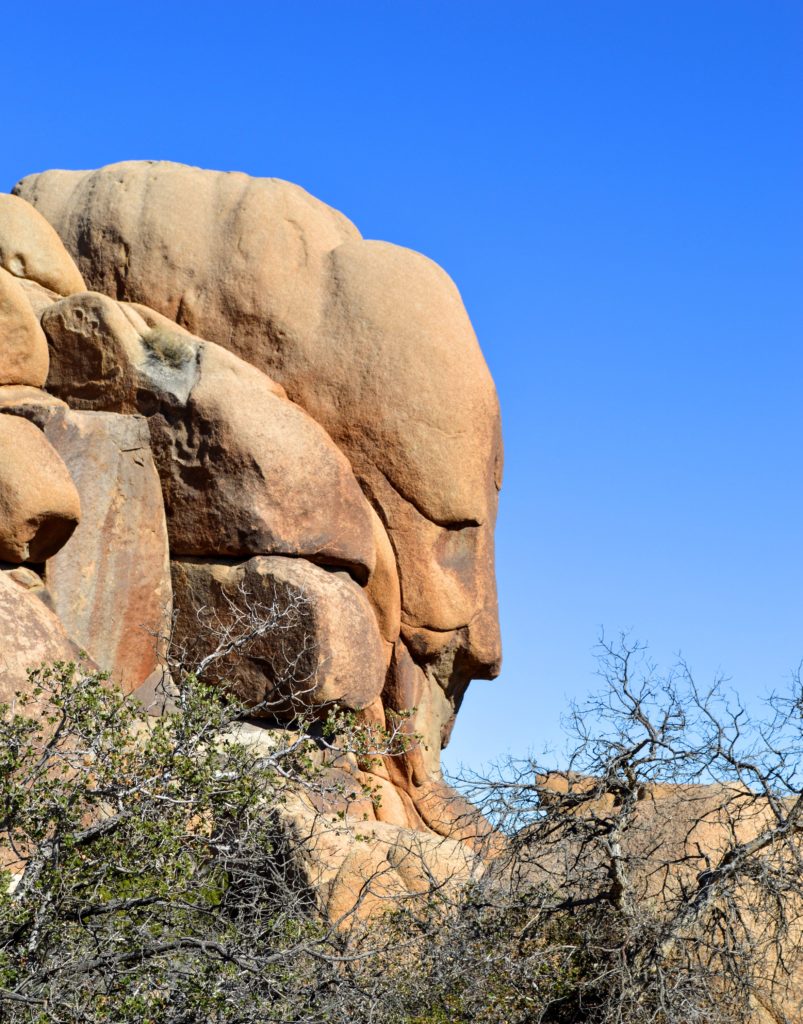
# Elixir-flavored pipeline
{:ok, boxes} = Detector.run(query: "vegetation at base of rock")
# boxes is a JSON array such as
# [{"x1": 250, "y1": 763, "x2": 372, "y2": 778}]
[
  {"x1": 2, "y1": 637, "x2": 802, "y2": 1022},
  {"x1": 0, "y1": 661, "x2": 406, "y2": 1022}
]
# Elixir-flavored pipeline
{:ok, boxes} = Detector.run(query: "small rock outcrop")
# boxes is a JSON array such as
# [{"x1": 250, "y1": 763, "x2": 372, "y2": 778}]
[
  {"x1": 171, "y1": 556, "x2": 387, "y2": 711},
  {"x1": 1, "y1": 160, "x2": 503, "y2": 852},
  {"x1": 42, "y1": 409, "x2": 171, "y2": 692},
  {"x1": 0, "y1": 268, "x2": 49, "y2": 386},
  {"x1": 0, "y1": 413, "x2": 80, "y2": 563},
  {"x1": 0, "y1": 193, "x2": 85, "y2": 296}
]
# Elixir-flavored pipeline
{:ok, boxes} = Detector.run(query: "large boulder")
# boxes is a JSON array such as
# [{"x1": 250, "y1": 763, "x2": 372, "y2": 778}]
[
  {"x1": 13, "y1": 161, "x2": 357, "y2": 351},
  {"x1": 40, "y1": 291, "x2": 376, "y2": 578},
  {"x1": 15, "y1": 160, "x2": 503, "y2": 731},
  {"x1": 41, "y1": 409, "x2": 172, "y2": 693},
  {"x1": 0, "y1": 414, "x2": 80, "y2": 563},
  {"x1": 171, "y1": 556, "x2": 387, "y2": 715},
  {"x1": 0, "y1": 193, "x2": 85, "y2": 296},
  {"x1": 0, "y1": 268, "x2": 49, "y2": 386}
]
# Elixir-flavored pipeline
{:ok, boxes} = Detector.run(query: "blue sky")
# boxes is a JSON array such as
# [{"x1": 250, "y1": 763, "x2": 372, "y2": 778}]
[{"x1": 3, "y1": 2, "x2": 801, "y2": 771}]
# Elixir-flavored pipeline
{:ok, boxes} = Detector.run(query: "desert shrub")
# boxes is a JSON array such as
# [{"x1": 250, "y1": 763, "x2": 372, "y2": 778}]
[
  {"x1": 3, "y1": 637, "x2": 802, "y2": 1023},
  {"x1": 141, "y1": 326, "x2": 195, "y2": 368}
]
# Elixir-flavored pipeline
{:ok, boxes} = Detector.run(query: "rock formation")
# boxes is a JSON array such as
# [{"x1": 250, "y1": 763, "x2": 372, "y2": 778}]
[{"x1": 0, "y1": 160, "x2": 502, "y2": 843}]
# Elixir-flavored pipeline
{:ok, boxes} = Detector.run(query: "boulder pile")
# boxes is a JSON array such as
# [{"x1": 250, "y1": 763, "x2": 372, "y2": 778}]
[{"x1": 0, "y1": 161, "x2": 502, "y2": 841}]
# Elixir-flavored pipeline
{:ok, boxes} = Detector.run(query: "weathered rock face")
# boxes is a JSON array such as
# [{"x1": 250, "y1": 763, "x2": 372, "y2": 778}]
[
  {"x1": 14, "y1": 163, "x2": 502, "y2": 692},
  {"x1": 0, "y1": 570, "x2": 87, "y2": 704},
  {"x1": 0, "y1": 414, "x2": 80, "y2": 563},
  {"x1": 0, "y1": 268, "x2": 49, "y2": 386},
  {"x1": 2, "y1": 162, "x2": 504, "y2": 849},
  {"x1": 40, "y1": 291, "x2": 376, "y2": 578},
  {"x1": 41, "y1": 410, "x2": 172, "y2": 693},
  {"x1": 0, "y1": 193, "x2": 85, "y2": 296},
  {"x1": 171, "y1": 556, "x2": 387, "y2": 713}
]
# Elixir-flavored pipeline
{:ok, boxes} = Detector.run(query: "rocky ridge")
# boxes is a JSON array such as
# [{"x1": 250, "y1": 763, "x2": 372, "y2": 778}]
[{"x1": 0, "y1": 161, "x2": 502, "y2": 858}]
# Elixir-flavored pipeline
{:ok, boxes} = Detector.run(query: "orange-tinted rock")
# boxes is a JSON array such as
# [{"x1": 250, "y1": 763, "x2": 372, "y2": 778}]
[
  {"x1": 41, "y1": 292, "x2": 376, "y2": 577},
  {"x1": 364, "y1": 505, "x2": 401, "y2": 648},
  {"x1": 0, "y1": 193, "x2": 85, "y2": 296},
  {"x1": 0, "y1": 569, "x2": 87, "y2": 704},
  {"x1": 318, "y1": 240, "x2": 501, "y2": 526},
  {"x1": 381, "y1": 640, "x2": 492, "y2": 843},
  {"x1": 0, "y1": 268, "x2": 49, "y2": 386},
  {"x1": 15, "y1": 163, "x2": 502, "y2": 663},
  {"x1": 14, "y1": 161, "x2": 357, "y2": 354},
  {"x1": 171, "y1": 556, "x2": 386, "y2": 715},
  {"x1": 42, "y1": 409, "x2": 172, "y2": 692},
  {"x1": 280, "y1": 794, "x2": 481, "y2": 923},
  {"x1": 15, "y1": 161, "x2": 504, "y2": 803},
  {"x1": 0, "y1": 414, "x2": 80, "y2": 563},
  {"x1": 366, "y1": 467, "x2": 502, "y2": 709}
]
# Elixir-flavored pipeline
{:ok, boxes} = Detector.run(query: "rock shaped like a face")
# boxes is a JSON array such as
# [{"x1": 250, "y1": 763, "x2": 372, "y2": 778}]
[
  {"x1": 15, "y1": 161, "x2": 503, "y2": 683},
  {"x1": 0, "y1": 414, "x2": 81, "y2": 563},
  {"x1": 40, "y1": 291, "x2": 377, "y2": 579},
  {"x1": 13, "y1": 162, "x2": 504, "y2": 820},
  {"x1": 171, "y1": 556, "x2": 387, "y2": 715},
  {"x1": 0, "y1": 194, "x2": 86, "y2": 296}
]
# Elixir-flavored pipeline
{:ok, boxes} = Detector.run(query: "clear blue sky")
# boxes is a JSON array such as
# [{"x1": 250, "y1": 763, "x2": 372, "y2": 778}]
[{"x1": 4, "y1": 2, "x2": 801, "y2": 772}]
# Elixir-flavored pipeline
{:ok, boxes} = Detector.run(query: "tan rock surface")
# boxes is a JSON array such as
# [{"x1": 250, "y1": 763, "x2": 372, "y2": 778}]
[
  {"x1": 0, "y1": 193, "x2": 85, "y2": 295},
  {"x1": 0, "y1": 414, "x2": 80, "y2": 563},
  {"x1": 15, "y1": 160, "x2": 504, "y2": 758},
  {"x1": 41, "y1": 292, "x2": 376, "y2": 576},
  {"x1": 0, "y1": 570, "x2": 87, "y2": 704},
  {"x1": 13, "y1": 162, "x2": 508, "y2": 822},
  {"x1": 381, "y1": 639, "x2": 490, "y2": 843},
  {"x1": 0, "y1": 267, "x2": 49, "y2": 386},
  {"x1": 279, "y1": 794, "x2": 482, "y2": 923},
  {"x1": 14, "y1": 161, "x2": 358, "y2": 353},
  {"x1": 364, "y1": 505, "x2": 401, "y2": 648},
  {"x1": 14, "y1": 166, "x2": 499, "y2": 523},
  {"x1": 171, "y1": 556, "x2": 387, "y2": 714},
  {"x1": 42, "y1": 409, "x2": 172, "y2": 692}
]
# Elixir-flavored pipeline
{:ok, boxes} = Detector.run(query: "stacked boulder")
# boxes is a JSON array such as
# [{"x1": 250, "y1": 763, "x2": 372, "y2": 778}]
[{"x1": 1, "y1": 161, "x2": 503, "y2": 841}]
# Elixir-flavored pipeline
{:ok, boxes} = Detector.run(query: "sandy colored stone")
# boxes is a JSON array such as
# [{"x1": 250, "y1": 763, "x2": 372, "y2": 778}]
[
  {"x1": 0, "y1": 193, "x2": 85, "y2": 295},
  {"x1": 0, "y1": 414, "x2": 80, "y2": 563},
  {"x1": 14, "y1": 161, "x2": 357, "y2": 353},
  {"x1": 41, "y1": 292, "x2": 376, "y2": 576},
  {"x1": 279, "y1": 794, "x2": 481, "y2": 923},
  {"x1": 0, "y1": 570, "x2": 87, "y2": 704},
  {"x1": 171, "y1": 556, "x2": 386, "y2": 714},
  {"x1": 0, "y1": 267, "x2": 49, "y2": 386},
  {"x1": 364, "y1": 505, "x2": 401, "y2": 648},
  {"x1": 0, "y1": 385, "x2": 67, "y2": 422},
  {"x1": 16, "y1": 161, "x2": 504, "y2": 802},
  {"x1": 380, "y1": 639, "x2": 492, "y2": 843},
  {"x1": 41, "y1": 291, "x2": 144, "y2": 410},
  {"x1": 317, "y1": 240, "x2": 502, "y2": 525},
  {"x1": 42, "y1": 409, "x2": 172, "y2": 692},
  {"x1": 366, "y1": 467, "x2": 502, "y2": 711},
  {"x1": 15, "y1": 161, "x2": 503, "y2": 686},
  {"x1": 15, "y1": 277, "x2": 61, "y2": 319},
  {"x1": 15, "y1": 164, "x2": 501, "y2": 516}
]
